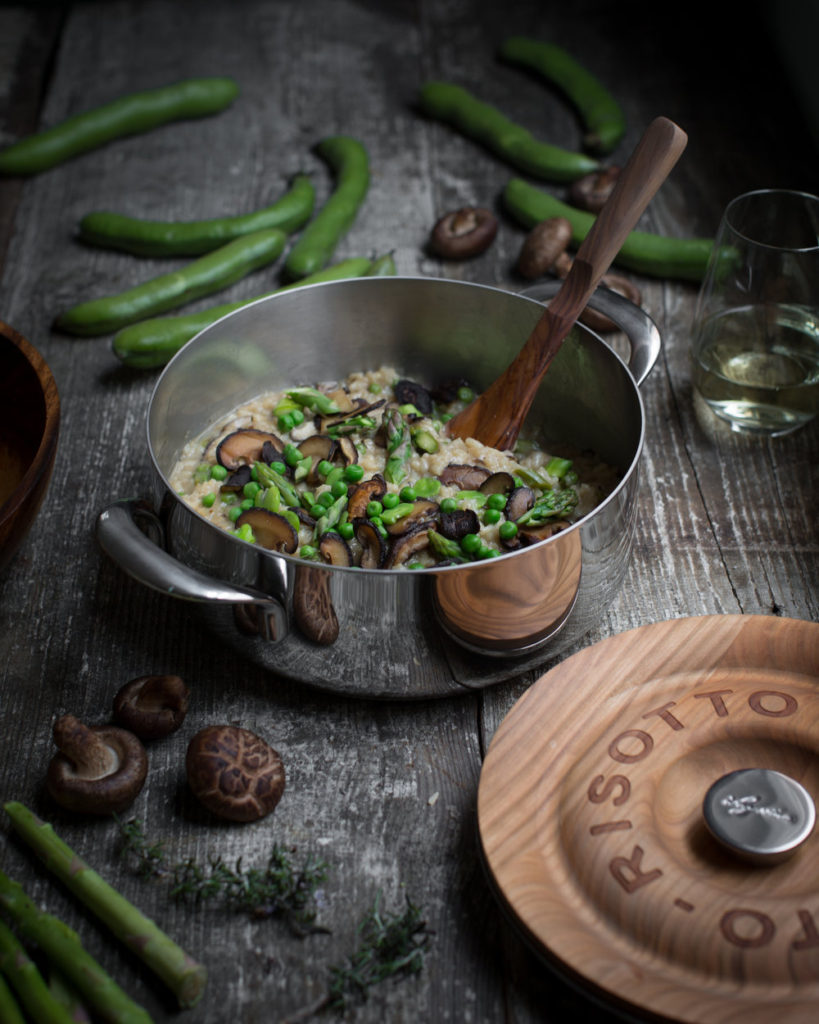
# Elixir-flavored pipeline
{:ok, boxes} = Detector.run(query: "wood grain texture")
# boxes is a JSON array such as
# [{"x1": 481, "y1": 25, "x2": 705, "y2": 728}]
[
  {"x1": 479, "y1": 616, "x2": 819, "y2": 1022},
  {"x1": 0, "y1": 2, "x2": 816, "y2": 1021}
]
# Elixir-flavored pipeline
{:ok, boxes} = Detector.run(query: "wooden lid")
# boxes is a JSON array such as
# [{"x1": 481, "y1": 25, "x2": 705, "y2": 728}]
[{"x1": 478, "y1": 615, "x2": 819, "y2": 1023}]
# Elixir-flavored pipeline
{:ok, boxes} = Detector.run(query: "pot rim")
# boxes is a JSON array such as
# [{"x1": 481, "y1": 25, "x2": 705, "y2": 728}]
[{"x1": 146, "y1": 275, "x2": 647, "y2": 576}]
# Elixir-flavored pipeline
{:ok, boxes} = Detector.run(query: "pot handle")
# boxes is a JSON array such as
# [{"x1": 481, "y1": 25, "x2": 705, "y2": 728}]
[
  {"x1": 96, "y1": 499, "x2": 288, "y2": 642},
  {"x1": 519, "y1": 279, "x2": 661, "y2": 386}
]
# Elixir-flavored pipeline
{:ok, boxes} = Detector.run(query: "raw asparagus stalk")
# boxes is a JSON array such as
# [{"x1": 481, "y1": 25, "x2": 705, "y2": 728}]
[
  {"x1": 0, "y1": 871, "x2": 152, "y2": 1024},
  {"x1": 0, "y1": 967, "x2": 26, "y2": 1024},
  {"x1": 4, "y1": 801, "x2": 206, "y2": 1010},
  {"x1": 0, "y1": 917, "x2": 75, "y2": 1023},
  {"x1": 49, "y1": 967, "x2": 93, "y2": 1022}
]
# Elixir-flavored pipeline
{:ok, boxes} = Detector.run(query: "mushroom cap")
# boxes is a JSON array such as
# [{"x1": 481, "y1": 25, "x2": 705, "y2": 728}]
[
  {"x1": 112, "y1": 674, "x2": 190, "y2": 739},
  {"x1": 186, "y1": 726, "x2": 286, "y2": 822},
  {"x1": 46, "y1": 715, "x2": 148, "y2": 815}
]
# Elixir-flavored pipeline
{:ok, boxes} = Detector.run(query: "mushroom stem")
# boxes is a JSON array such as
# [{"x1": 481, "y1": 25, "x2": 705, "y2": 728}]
[
  {"x1": 3, "y1": 802, "x2": 207, "y2": 1011},
  {"x1": 52, "y1": 715, "x2": 119, "y2": 780},
  {"x1": 0, "y1": 868, "x2": 153, "y2": 1023}
]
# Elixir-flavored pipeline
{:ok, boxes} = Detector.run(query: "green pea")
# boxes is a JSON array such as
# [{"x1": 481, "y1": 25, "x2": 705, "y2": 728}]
[
  {"x1": 440, "y1": 497, "x2": 457, "y2": 514},
  {"x1": 343, "y1": 463, "x2": 364, "y2": 482},
  {"x1": 284, "y1": 135, "x2": 370, "y2": 280},
  {"x1": 55, "y1": 228, "x2": 287, "y2": 336},
  {"x1": 317, "y1": 491, "x2": 335, "y2": 508},
  {"x1": 317, "y1": 459, "x2": 334, "y2": 478},
  {"x1": 0, "y1": 76, "x2": 241, "y2": 176},
  {"x1": 483, "y1": 508, "x2": 501, "y2": 525},
  {"x1": 486, "y1": 492, "x2": 507, "y2": 510},
  {"x1": 399, "y1": 486, "x2": 416, "y2": 502},
  {"x1": 309, "y1": 504, "x2": 325, "y2": 519},
  {"x1": 291, "y1": 409, "x2": 305, "y2": 425},
  {"x1": 270, "y1": 461, "x2": 287, "y2": 475},
  {"x1": 338, "y1": 521, "x2": 354, "y2": 540},
  {"x1": 366, "y1": 500, "x2": 383, "y2": 518},
  {"x1": 460, "y1": 533, "x2": 482, "y2": 555},
  {"x1": 209, "y1": 464, "x2": 228, "y2": 481},
  {"x1": 330, "y1": 479, "x2": 348, "y2": 499},
  {"x1": 79, "y1": 173, "x2": 315, "y2": 256},
  {"x1": 499, "y1": 521, "x2": 519, "y2": 541},
  {"x1": 234, "y1": 523, "x2": 255, "y2": 543},
  {"x1": 239, "y1": 498, "x2": 254, "y2": 511},
  {"x1": 457, "y1": 386, "x2": 474, "y2": 403},
  {"x1": 282, "y1": 443, "x2": 301, "y2": 467},
  {"x1": 201, "y1": 492, "x2": 216, "y2": 508},
  {"x1": 299, "y1": 544, "x2": 319, "y2": 560},
  {"x1": 228, "y1": 506, "x2": 243, "y2": 523},
  {"x1": 382, "y1": 492, "x2": 400, "y2": 510},
  {"x1": 368, "y1": 382, "x2": 382, "y2": 394},
  {"x1": 278, "y1": 412, "x2": 295, "y2": 432},
  {"x1": 243, "y1": 481, "x2": 261, "y2": 500}
]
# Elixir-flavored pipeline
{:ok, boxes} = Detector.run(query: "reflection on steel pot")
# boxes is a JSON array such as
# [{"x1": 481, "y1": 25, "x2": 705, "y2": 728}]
[{"x1": 97, "y1": 277, "x2": 659, "y2": 699}]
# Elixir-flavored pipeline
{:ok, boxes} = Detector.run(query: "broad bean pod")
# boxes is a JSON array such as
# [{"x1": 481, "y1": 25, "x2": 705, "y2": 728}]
[
  {"x1": 0, "y1": 77, "x2": 239, "y2": 176},
  {"x1": 77, "y1": 174, "x2": 315, "y2": 257},
  {"x1": 55, "y1": 228, "x2": 286, "y2": 336},
  {"x1": 503, "y1": 178, "x2": 713, "y2": 282},
  {"x1": 419, "y1": 81, "x2": 599, "y2": 183},
  {"x1": 283, "y1": 136, "x2": 370, "y2": 280},
  {"x1": 112, "y1": 255, "x2": 393, "y2": 369},
  {"x1": 499, "y1": 36, "x2": 626, "y2": 155}
]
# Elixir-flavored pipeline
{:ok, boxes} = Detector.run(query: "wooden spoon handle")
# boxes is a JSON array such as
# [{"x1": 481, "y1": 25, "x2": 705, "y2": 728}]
[{"x1": 447, "y1": 117, "x2": 687, "y2": 451}]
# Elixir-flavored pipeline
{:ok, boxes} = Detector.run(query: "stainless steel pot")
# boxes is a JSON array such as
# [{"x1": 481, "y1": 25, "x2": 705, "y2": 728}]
[{"x1": 97, "y1": 277, "x2": 660, "y2": 699}]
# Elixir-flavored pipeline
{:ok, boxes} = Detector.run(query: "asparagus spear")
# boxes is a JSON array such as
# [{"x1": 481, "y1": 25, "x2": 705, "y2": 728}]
[
  {"x1": 4, "y1": 801, "x2": 206, "y2": 1010},
  {"x1": 0, "y1": 871, "x2": 152, "y2": 1024},
  {"x1": 0, "y1": 966, "x2": 26, "y2": 1024},
  {"x1": 383, "y1": 408, "x2": 411, "y2": 485},
  {"x1": 0, "y1": 917, "x2": 75, "y2": 1023}
]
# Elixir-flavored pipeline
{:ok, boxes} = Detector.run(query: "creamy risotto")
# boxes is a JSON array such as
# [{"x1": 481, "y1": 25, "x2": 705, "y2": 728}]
[{"x1": 169, "y1": 366, "x2": 620, "y2": 569}]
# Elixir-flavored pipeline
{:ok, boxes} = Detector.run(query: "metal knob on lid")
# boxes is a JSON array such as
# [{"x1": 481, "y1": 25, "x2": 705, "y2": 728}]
[{"x1": 703, "y1": 768, "x2": 816, "y2": 864}]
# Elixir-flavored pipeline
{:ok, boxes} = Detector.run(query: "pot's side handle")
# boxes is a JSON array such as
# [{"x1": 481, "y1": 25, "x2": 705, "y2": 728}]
[
  {"x1": 96, "y1": 499, "x2": 288, "y2": 642},
  {"x1": 519, "y1": 280, "x2": 662, "y2": 386}
]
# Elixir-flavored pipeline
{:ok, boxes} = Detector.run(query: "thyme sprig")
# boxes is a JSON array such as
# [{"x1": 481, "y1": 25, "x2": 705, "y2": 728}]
[
  {"x1": 282, "y1": 892, "x2": 433, "y2": 1022},
  {"x1": 115, "y1": 817, "x2": 328, "y2": 935}
]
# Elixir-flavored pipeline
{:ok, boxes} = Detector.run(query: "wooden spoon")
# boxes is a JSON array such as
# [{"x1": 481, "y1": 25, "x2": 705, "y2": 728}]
[{"x1": 446, "y1": 116, "x2": 688, "y2": 451}]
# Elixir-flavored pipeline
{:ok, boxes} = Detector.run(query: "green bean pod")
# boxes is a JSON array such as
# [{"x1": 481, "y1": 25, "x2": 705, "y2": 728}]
[
  {"x1": 55, "y1": 227, "x2": 286, "y2": 336},
  {"x1": 283, "y1": 136, "x2": 370, "y2": 280},
  {"x1": 0, "y1": 77, "x2": 239, "y2": 176},
  {"x1": 112, "y1": 255, "x2": 386, "y2": 369},
  {"x1": 499, "y1": 36, "x2": 626, "y2": 155},
  {"x1": 77, "y1": 173, "x2": 315, "y2": 257},
  {"x1": 364, "y1": 250, "x2": 397, "y2": 276},
  {"x1": 419, "y1": 81, "x2": 599, "y2": 183},
  {"x1": 503, "y1": 177, "x2": 713, "y2": 282}
]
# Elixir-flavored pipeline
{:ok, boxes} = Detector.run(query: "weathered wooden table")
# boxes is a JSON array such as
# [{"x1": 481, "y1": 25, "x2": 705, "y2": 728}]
[{"x1": 1, "y1": 2, "x2": 816, "y2": 1022}]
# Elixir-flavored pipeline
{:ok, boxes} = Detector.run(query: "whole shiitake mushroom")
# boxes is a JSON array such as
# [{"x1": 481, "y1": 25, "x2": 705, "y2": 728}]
[{"x1": 186, "y1": 725, "x2": 285, "y2": 823}]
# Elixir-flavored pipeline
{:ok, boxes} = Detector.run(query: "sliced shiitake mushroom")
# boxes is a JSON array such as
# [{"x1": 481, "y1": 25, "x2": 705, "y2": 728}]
[
  {"x1": 384, "y1": 499, "x2": 439, "y2": 536},
  {"x1": 518, "y1": 520, "x2": 571, "y2": 545},
  {"x1": 505, "y1": 485, "x2": 536, "y2": 522},
  {"x1": 319, "y1": 532, "x2": 353, "y2": 567},
  {"x1": 353, "y1": 518, "x2": 385, "y2": 569},
  {"x1": 216, "y1": 429, "x2": 284, "y2": 471},
  {"x1": 393, "y1": 379, "x2": 433, "y2": 416},
  {"x1": 480, "y1": 471, "x2": 515, "y2": 495},
  {"x1": 297, "y1": 434, "x2": 337, "y2": 484},
  {"x1": 439, "y1": 508, "x2": 479, "y2": 541},
  {"x1": 439, "y1": 464, "x2": 491, "y2": 490},
  {"x1": 337, "y1": 436, "x2": 358, "y2": 466},
  {"x1": 347, "y1": 474, "x2": 387, "y2": 519},
  {"x1": 429, "y1": 207, "x2": 498, "y2": 260},
  {"x1": 235, "y1": 509, "x2": 298, "y2": 552},
  {"x1": 220, "y1": 464, "x2": 253, "y2": 494},
  {"x1": 430, "y1": 377, "x2": 470, "y2": 404},
  {"x1": 383, "y1": 526, "x2": 431, "y2": 569},
  {"x1": 112, "y1": 674, "x2": 190, "y2": 739},
  {"x1": 318, "y1": 397, "x2": 385, "y2": 432}
]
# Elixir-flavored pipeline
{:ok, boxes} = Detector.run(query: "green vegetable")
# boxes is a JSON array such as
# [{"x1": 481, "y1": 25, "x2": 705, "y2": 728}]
[
  {"x1": 284, "y1": 135, "x2": 370, "y2": 280},
  {"x1": 427, "y1": 531, "x2": 467, "y2": 563},
  {"x1": 111, "y1": 255, "x2": 376, "y2": 368},
  {"x1": 545, "y1": 456, "x2": 573, "y2": 478},
  {"x1": 516, "y1": 486, "x2": 578, "y2": 525},
  {"x1": 0, "y1": 76, "x2": 239, "y2": 176},
  {"x1": 383, "y1": 408, "x2": 411, "y2": 485},
  {"x1": 499, "y1": 36, "x2": 625, "y2": 154},
  {"x1": 3, "y1": 801, "x2": 207, "y2": 1010},
  {"x1": 0, "y1": 972, "x2": 25, "y2": 1024},
  {"x1": 56, "y1": 227, "x2": 287, "y2": 336},
  {"x1": 418, "y1": 80, "x2": 599, "y2": 183},
  {"x1": 0, "y1": 919, "x2": 74, "y2": 1024},
  {"x1": 503, "y1": 178, "x2": 713, "y2": 281},
  {"x1": 78, "y1": 173, "x2": 315, "y2": 256},
  {"x1": 380, "y1": 502, "x2": 415, "y2": 525},
  {"x1": 365, "y1": 250, "x2": 397, "y2": 276},
  {"x1": 255, "y1": 461, "x2": 300, "y2": 507},
  {"x1": 0, "y1": 870, "x2": 153, "y2": 1023},
  {"x1": 287, "y1": 387, "x2": 341, "y2": 416}
]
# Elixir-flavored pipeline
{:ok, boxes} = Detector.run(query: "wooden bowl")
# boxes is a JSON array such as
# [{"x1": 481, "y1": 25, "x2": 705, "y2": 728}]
[{"x1": 0, "y1": 321, "x2": 60, "y2": 573}]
